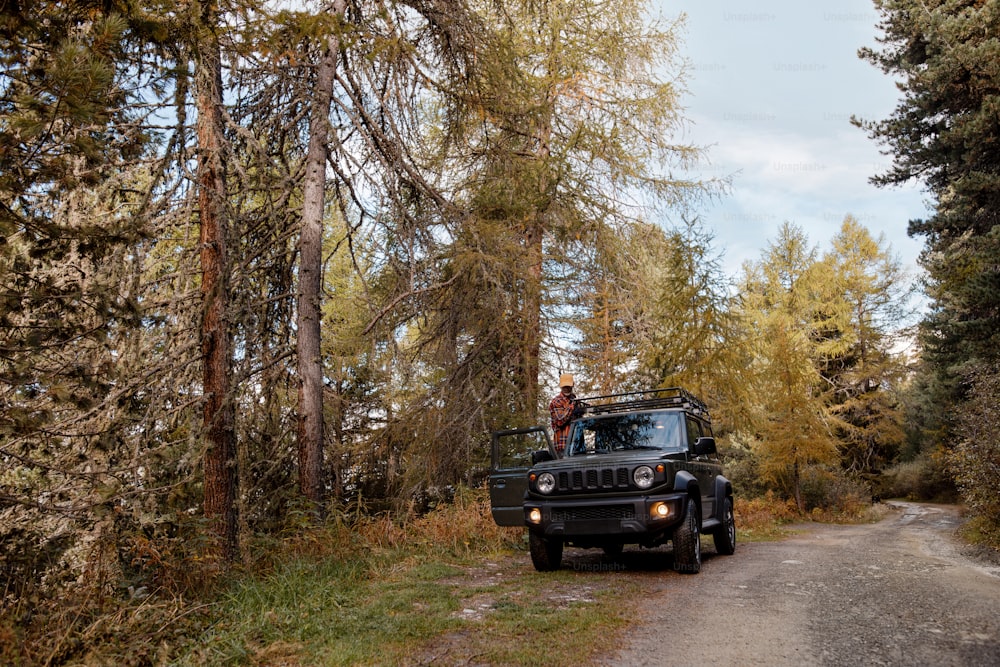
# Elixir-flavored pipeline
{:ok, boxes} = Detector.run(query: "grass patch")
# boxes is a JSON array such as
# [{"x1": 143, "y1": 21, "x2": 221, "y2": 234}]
[
  {"x1": 170, "y1": 488, "x2": 638, "y2": 666},
  {"x1": 178, "y1": 558, "x2": 462, "y2": 665}
]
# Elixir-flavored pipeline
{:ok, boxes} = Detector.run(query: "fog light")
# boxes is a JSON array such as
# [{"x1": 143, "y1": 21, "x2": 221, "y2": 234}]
[
  {"x1": 528, "y1": 508, "x2": 542, "y2": 524},
  {"x1": 651, "y1": 502, "x2": 670, "y2": 519}
]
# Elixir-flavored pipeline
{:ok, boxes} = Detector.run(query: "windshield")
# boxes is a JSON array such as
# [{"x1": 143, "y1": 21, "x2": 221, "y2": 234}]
[{"x1": 565, "y1": 411, "x2": 685, "y2": 457}]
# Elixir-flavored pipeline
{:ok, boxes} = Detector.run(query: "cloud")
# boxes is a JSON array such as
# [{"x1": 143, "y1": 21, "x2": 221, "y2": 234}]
[
  {"x1": 663, "y1": 0, "x2": 931, "y2": 279},
  {"x1": 680, "y1": 116, "x2": 928, "y2": 277}
]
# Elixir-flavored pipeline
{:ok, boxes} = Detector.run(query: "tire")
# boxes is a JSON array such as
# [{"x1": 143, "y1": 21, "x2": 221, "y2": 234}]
[
  {"x1": 529, "y1": 532, "x2": 563, "y2": 571},
  {"x1": 713, "y1": 496, "x2": 737, "y2": 555},
  {"x1": 672, "y1": 497, "x2": 701, "y2": 574}
]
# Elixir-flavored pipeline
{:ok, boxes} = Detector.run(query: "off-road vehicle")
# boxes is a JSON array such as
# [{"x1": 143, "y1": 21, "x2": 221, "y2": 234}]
[{"x1": 488, "y1": 388, "x2": 736, "y2": 572}]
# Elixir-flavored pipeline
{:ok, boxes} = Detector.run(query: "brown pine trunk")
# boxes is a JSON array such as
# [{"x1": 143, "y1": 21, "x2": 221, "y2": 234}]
[
  {"x1": 297, "y1": 25, "x2": 341, "y2": 510},
  {"x1": 195, "y1": 3, "x2": 237, "y2": 562}
]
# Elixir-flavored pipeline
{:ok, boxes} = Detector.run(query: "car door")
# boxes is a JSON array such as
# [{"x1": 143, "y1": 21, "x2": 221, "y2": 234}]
[
  {"x1": 685, "y1": 416, "x2": 717, "y2": 522},
  {"x1": 488, "y1": 427, "x2": 553, "y2": 526}
]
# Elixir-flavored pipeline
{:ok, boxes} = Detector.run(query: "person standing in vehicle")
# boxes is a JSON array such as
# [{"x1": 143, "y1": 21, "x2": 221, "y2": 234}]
[{"x1": 549, "y1": 374, "x2": 578, "y2": 455}]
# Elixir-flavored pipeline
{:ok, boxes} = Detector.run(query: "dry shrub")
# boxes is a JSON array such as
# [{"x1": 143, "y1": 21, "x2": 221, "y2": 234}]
[
  {"x1": 105, "y1": 511, "x2": 238, "y2": 604},
  {"x1": 252, "y1": 486, "x2": 519, "y2": 571},
  {"x1": 3, "y1": 487, "x2": 520, "y2": 666},
  {"x1": 0, "y1": 623, "x2": 19, "y2": 665},
  {"x1": 878, "y1": 449, "x2": 957, "y2": 503},
  {"x1": 407, "y1": 486, "x2": 521, "y2": 557},
  {"x1": 245, "y1": 497, "x2": 369, "y2": 569},
  {"x1": 2, "y1": 515, "x2": 227, "y2": 667},
  {"x1": 799, "y1": 467, "x2": 875, "y2": 518},
  {"x1": 959, "y1": 515, "x2": 1000, "y2": 552},
  {"x1": 355, "y1": 512, "x2": 409, "y2": 551},
  {"x1": 735, "y1": 491, "x2": 799, "y2": 532}
]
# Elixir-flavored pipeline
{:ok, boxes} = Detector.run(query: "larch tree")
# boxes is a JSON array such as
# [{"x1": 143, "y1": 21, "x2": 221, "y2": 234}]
[
  {"x1": 631, "y1": 219, "x2": 737, "y2": 402},
  {"x1": 453, "y1": 0, "x2": 713, "y2": 414},
  {"x1": 817, "y1": 216, "x2": 911, "y2": 478},
  {"x1": 296, "y1": 2, "x2": 347, "y2": 511},
  {"x1": 216, "y1": 0, "x2": 482, "y2": 507},
  {"x1": 570, "y1": 218, "x2": 739, "y2": 413},
  {"x1": 738, "y1": 223, "x2": 839, "y2": 511}
]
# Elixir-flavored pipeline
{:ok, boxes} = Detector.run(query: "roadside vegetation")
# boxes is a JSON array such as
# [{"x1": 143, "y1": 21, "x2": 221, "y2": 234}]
[
  {"x1": 3, "y1": 489, "x2": 639, "y2": 665},
  {"x1": 4, "y1": 487, "x2": 876, "y2": 666}
]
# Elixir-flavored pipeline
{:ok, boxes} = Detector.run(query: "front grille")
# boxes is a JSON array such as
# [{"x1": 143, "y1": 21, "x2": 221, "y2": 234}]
[
  {"x1": 557, "y1": 466, "x2": 630, "y2": 492},
  {"x1": 551, "y1": 505, "x2": 636, "y2": 522}
]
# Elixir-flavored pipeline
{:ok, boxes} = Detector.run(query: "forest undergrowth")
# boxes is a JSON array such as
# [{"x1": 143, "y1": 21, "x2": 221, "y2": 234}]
[{"x1": 1, "y1": 487, "x2": 895, "y2": 666}]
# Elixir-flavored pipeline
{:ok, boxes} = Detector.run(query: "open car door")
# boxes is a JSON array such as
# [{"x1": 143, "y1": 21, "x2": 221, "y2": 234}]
[{"x1": 488, "y1": 427, "x2": 553, "y2": 526}]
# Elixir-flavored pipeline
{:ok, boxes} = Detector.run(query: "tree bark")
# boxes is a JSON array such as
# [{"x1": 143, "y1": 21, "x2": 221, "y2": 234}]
[
  {"x1": 522, "y1": 219, "x2": 543, "y2": 414},
  {"x1": 195, "y1": 1, "x2": 237, "y2": 562},
  {"x1": 297, "y1": 3, "x2": 346, "y2": 509},
  {"x1": 521, "y1": 81, "x2": 554, "y2": 415}
]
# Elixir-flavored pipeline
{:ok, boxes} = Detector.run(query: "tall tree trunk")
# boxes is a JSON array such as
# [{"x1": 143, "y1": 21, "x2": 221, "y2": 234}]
[
  {"x1": 793, "y1": 459, "x2": 804, "y2": 513},
  {"x1": 195, "y1": 1, "x2": 237, "y2": 562},
  {"x1": 297, "y1": 3, "x2": 345, "y2": 509},
  {"x1": 521, "y1": 90, "x2": 553, "y2": 414},
  {"x1": 522, "y1": 220, "x2": 543, "y2": 413}
]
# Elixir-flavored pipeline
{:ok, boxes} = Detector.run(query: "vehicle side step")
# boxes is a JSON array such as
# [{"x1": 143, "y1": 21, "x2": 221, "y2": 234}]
[{"x1": 700, "y1": 518, "x2": 720, "y2": 532}]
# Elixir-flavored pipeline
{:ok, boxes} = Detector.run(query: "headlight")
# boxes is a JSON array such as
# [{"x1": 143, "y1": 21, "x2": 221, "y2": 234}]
[
  {"x1": 633, "y1": 465, "x2": 655, "y2": 489},
  {"x1": 536, "y1": 472, "x2": 556, "y2": 494}
]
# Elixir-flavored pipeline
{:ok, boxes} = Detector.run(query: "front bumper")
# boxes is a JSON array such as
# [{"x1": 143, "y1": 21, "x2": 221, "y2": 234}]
[{"x1": 524, "y1": 492, "x2": 687, "y2": 538}]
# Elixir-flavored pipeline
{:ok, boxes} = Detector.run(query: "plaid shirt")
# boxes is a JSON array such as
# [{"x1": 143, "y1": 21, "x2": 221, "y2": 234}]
[{"x1": 549, "y1": 391, "x2": 577, "y2": 453}]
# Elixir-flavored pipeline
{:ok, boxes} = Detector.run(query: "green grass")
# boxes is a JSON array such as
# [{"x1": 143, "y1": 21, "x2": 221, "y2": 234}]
[
  {"x1": 166, "y1": 490, "x2": 640, "y2": 665},
  {"x1": 195, "y1": 563, "x2": 458, "y2": 664},
  {"x1": 172, "y1": 545, "x2": 637, "y2": 666}
]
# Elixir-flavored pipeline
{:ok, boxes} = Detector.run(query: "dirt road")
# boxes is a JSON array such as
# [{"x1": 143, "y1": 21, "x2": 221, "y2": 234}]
[{"x1": 595, "y1": 502, "x2": 1000, "y2": 666}]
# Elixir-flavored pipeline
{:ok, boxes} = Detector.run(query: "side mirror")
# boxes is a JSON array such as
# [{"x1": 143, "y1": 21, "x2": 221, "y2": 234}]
[
  {"x1": 531, "y1": 449, "x2": 554, "y2": 464},
  {"x1": 693, "y1": 436, "x2": 717, "y2": 457}
]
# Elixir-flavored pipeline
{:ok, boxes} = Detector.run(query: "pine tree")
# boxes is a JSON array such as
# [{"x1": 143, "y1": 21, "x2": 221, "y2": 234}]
[{"x1": 857, "y1": 0, "x2": 1000, "y2": 436}]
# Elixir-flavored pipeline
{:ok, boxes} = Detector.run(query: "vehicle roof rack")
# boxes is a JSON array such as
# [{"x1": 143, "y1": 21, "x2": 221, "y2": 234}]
[{"x1": 576, "y1": 387, "x2": 710, "y2": 420}]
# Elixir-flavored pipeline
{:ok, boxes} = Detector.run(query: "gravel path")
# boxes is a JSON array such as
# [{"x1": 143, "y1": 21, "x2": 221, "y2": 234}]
[{"x1": 597, "y1": 502, "x2": 1000, "y2": 666}]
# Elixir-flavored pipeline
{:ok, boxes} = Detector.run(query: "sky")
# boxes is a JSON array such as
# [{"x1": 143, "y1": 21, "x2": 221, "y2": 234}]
[{"x1": 656, "y1": 0, "x2": 931, "y2": 279}]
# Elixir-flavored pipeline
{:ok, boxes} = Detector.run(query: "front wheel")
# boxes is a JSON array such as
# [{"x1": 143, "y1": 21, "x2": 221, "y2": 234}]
[
  {"x1": 713, "y1": 496, "x2": 737, "y2": 555},
  {"x1": 672, "y1": 498, "x2": 701, "y2": 574},
  {"x1": 529, "y1": 532, "x2": 563, "y2": 571}
]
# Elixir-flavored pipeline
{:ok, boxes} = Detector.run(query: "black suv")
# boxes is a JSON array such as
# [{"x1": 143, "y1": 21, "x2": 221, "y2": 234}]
[{"x1": 488, "y1": 388, "x2": 736, "y2": 572}]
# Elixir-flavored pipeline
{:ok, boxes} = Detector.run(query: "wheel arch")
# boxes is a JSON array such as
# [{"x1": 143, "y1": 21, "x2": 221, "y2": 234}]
[
  {"x1": 673, "y1": 470, "x2": 702, "y2": 521},
  {"x1": 714, "y1": 475, "x2": 733, "y2": 520}
]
